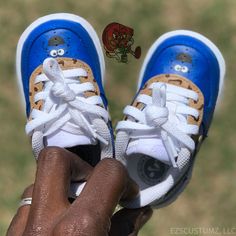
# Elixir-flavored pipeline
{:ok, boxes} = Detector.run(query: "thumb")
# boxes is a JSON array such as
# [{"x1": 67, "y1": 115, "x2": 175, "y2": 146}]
[{"x1": 109, "y1": 206, "x2": 153, "y2": 236}]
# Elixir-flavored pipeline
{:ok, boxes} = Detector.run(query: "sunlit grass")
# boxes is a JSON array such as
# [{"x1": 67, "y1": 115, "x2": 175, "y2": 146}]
[{"x1": 0, "y1": 0, "x2": 235, "y2": 235}]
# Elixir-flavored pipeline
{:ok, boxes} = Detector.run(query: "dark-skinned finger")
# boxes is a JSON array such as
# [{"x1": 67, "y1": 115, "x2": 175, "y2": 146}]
[
  {"x1": 7, "y1": 184, "x2": 34, "y2": 236},
  {"x1": 52, "y1": 158, "x2": 139, "y2": 236},
  {"x1": 23, "y1": 147, "x2": 93, "y2": 235},
  {"x1": 109, "y1": 206, "x2": 153, "y2": 236}
]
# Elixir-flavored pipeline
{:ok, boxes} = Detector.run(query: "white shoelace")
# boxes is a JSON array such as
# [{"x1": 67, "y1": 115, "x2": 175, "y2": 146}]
[
  {"x1": 116, "y1": 82, "x2": 200, "y2": 167},
  {"x1": 27, "y1": 58, "x2": 110, "y2": 158}
]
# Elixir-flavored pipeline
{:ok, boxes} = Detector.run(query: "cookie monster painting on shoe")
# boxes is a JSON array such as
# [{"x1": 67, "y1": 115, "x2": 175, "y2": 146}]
[
  {"x1": 116, "y1": 30, "x2": 225, "y2": 209},
  {"x1": 16, "y1": 13, "x2": 114, "y2": 173}
]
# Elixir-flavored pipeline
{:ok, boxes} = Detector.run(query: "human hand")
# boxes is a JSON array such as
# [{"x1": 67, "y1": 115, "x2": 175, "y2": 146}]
[{"x1": 7, "y1": 147, "x2": 153, "y2": 236}]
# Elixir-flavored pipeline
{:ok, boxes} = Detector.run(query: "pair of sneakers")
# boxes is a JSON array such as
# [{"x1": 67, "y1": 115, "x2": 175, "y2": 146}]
[{"x1": 16, "y1": 13, "x2": 225, "y2": 209}]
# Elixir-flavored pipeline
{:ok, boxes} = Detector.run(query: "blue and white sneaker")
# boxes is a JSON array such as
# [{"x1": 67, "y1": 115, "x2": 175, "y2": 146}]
[
  {"x1": 116, "y1": 30, "x2": 225, "y2": 208},
  {"x1": 16, "y1": 13, "x2": 114, "y2": 169}
]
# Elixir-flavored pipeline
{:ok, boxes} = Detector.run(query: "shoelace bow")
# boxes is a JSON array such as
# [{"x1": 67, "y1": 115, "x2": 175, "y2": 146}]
[
  {"x1": 26, "y1": 58, "x2": 109, "y2": 157},
  {"x1": 116, "y1": 82, "x2": 200, "y2": 167}
]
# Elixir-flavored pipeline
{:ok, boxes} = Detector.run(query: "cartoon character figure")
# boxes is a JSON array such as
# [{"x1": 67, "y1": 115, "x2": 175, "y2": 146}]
[
  {"x1": 102, "y1": 22, "x2": 141, "y2": 63},
  {"x1": 47, "y1": 35, "x2": 67, "y2": 57}
]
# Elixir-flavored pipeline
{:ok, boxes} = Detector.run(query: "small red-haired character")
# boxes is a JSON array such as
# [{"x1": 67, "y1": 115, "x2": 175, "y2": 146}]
[{"x1": 102, "y1": 22, "x2": 141, "y2": 63}]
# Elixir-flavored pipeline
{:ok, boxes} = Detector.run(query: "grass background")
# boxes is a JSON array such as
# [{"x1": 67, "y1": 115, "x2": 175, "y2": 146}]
[{"x1": 0, "y1": 0, "x2": 235, "y2": 235}]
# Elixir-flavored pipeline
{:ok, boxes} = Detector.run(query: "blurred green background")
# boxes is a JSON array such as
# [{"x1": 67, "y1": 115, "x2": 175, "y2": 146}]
[{"x1": 0, "y1": 0, "x2": 235, "y2": 235}]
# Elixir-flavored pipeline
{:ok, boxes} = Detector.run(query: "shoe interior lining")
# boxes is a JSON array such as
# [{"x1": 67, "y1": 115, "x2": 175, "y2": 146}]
[
  {"x1": 67, "y1": 143, "x2": 101, "y2": 167},
  {"x1": 126, "y1": 154, "x2": 170, "y2": 190}
]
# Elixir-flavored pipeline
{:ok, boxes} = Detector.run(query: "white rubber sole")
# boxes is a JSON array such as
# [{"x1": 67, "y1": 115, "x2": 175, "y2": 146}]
[
  {"x1": 16, "y1": 13, "x2": 105, "y2": 110},
  {"x1": 138, "y1": 30, "x2": 226, "y2": 105}
]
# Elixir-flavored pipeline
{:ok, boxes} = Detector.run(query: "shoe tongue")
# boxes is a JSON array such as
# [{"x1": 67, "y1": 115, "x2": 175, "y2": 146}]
[
  {"x1": 46, "y1": 130, "x2": 96, "y2": 147},
  {"x1": 126, "y1": 138, "x2": 171, "y2": 165}
]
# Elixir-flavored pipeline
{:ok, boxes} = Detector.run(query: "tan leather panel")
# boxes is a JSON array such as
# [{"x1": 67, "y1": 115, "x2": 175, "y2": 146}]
[
  {"x1": 131, "y1": 74, "x2": 204, "y2": 127},
  {"x1": 29, "y1": 57, "x2": 101, "y2": 114},
  {"x1": 29, "y1": 69, "x2": 44, "y2": 112}
]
